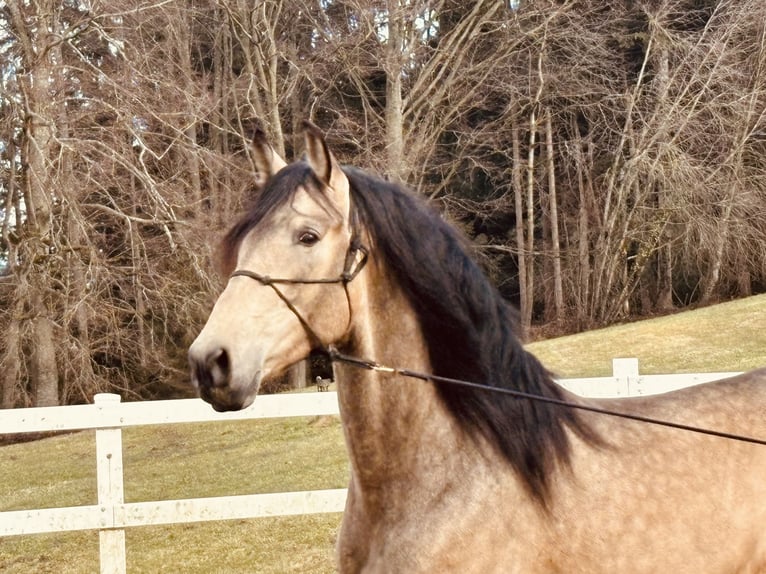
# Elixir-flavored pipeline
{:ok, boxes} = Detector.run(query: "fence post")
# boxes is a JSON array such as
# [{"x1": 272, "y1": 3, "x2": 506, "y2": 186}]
[
  {"x1": 612, "y1": 358, "x2": 640, "y2": 396},
  {"x1": 94, "y1": 393, "x2": 126, "y2": 574}
]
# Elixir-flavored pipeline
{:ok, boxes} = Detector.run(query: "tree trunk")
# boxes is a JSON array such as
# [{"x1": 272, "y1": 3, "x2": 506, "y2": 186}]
[
  {"x1": 288, "y1": 361, "x2": 307, "y2": 390},
  {"x1": 544, "y1": 110, "x2": 564, "y2": 322},
  {"x1": 1, "y1": 307, "x2": 21, "y2": 408},
  {"x1": 736, "y1": 249, "x2": 752, "y2": 297},
  {"x1": 699, "y1": 200, "x2": 731, "y2": 305},
  {"x1": 29, "y1": 290, "x2": 59, "y2": 407},
  {"x1": 211, "y1": 6, "x2": 228, "y2": 222},
  {"x1": 572, "y1": 118, "x2": 591, "y2": 326},
  {"x1": 511, "y1": 113, "x2": 528, "y2": 337},
  {"x1": 524, "y1": 108, "x2": 538, "y2": 332},
  {"x1": 385, "y1": 0, "x2": 406, "y2": 181},
  {"x1": 9, "y1": 0, "x2": 60, "y2": 406},
  {"x1": 173, "y1": 3, "x2": 203, "y2": 206},
  {"x1": 656, "y1": 243, "x2": 675, "y2": 311},
  {"x1": 1, "y1": 134, "x2": 21, "y2": 408},
  {"x1": 654, "y1": 48, "x2": 674, "y2": 312}
]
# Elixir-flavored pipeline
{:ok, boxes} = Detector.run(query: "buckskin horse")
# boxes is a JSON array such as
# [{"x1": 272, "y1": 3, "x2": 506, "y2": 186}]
[{"x1": 189, "y1": 122, "x2": 766, "y2": 573}]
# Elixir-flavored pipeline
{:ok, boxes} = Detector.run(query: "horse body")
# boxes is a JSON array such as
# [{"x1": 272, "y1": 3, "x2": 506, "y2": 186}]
[
  {"x1": 334, "y1": 254, "x2": 766, "y2": 573},
  {"x1": 553, "y1": 373, "x2": 766, "y2": 574},
  {"x1": 339, "y1": 377, "x2": 766, "y2": 572},
  {"x1": 188, "y1": 123, "x2": 766, "y2": 573}
]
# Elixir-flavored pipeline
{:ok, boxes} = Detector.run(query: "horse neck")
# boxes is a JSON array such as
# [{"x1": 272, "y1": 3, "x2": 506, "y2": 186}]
[{"x1": 335, "y1": 264, "x2": 468, "y2": 490}]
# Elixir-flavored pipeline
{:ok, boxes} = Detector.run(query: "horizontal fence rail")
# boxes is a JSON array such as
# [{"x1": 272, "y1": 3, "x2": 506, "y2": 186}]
[{"x1": 0, "y1": 359, "x2": 742, "y2": 574}]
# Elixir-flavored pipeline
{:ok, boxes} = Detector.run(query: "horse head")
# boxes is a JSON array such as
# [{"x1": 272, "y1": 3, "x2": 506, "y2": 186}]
[{"x1": 188, "y1": 123, "x2": 361, "y2": 411}]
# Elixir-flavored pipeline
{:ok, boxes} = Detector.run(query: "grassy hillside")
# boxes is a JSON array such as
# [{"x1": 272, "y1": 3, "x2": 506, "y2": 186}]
[
  {"x1": 1, "y1": 294, "x2": 765, "y2": 572},
  {"x1": 528, "y1": 293, "x2": 766, "y2": 377}
]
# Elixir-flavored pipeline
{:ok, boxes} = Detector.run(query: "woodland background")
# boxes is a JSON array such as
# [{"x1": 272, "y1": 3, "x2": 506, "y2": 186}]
[{"x1": 1, "y1": 0, "x2": 765, "y2": 408}]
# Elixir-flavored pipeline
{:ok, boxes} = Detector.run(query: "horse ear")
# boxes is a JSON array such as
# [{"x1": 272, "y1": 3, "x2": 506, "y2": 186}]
[
  {"x1": 302, "y1": 121, "x2": 350, "y2": 217},
  {"x1": 251, "y1": 128, "x2": 287, "y2": 187}
]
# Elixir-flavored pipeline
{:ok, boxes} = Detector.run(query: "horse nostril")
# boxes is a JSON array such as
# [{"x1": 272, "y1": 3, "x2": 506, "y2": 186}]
[
  {"x1": 190, "y1": 346, "x2": 231, "y2": 390},
  {"x1": 207, "y1": 348, "x2": 230, "y2": 387}
]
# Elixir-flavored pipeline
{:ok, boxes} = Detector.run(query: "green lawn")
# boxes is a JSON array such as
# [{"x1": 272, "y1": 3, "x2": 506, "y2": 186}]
[
  {"x1": 0, "y1": 417, "x2": 347, "y2": 574},
  {"x1": 528, "y1": 293, "x2": 766, "y2": 377},
  {"x1": 1, "y1": 294, "x2": 765, "y2": 572}
]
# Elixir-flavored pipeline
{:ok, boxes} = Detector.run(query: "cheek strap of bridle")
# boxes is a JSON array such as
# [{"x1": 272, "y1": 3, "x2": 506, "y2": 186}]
[{"x1": 229, "y1": 240, "x2": 369, "y2": 353}]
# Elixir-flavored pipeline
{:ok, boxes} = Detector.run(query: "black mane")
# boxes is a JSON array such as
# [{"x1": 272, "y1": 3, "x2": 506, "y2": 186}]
[
  {"x1": 220, "y1": 161, "x2": 599, "y2": 504},
  {"x1": 344, "y1": 166, "x2": 599, "y2": 503}
]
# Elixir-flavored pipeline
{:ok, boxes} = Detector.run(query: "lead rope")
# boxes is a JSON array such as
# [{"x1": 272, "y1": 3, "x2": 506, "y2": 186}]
[{"x1": 326, "y1": 347, "x2": 766, "y2": 447}]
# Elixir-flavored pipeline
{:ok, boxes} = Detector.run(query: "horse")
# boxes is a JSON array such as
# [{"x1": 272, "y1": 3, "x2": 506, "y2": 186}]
[{"x1": 188, "y1": 121, "x2": 766, "y2": 573}]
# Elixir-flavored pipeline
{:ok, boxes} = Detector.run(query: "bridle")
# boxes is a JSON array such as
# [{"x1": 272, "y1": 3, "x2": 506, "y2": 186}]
[{"x1": 230, "y1": 237, "x2": 369, "y2": 351}]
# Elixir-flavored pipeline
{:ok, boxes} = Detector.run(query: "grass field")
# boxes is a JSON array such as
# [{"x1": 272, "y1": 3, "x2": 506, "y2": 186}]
[
  {"x1": 528, "y1": 293, "x2": 766, "y2": 377},
  {"x1": 1, "y1": 294, "x2": 765, "y2": 572},
  {"x1": 0, "y1": 417, "x2": 348, "y2": 573}
]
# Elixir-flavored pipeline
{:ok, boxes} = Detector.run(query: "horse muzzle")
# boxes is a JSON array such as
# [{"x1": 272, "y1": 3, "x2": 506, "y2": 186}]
[{"x1": 188, "y1": 343, "x2": 261, "y2": 411}]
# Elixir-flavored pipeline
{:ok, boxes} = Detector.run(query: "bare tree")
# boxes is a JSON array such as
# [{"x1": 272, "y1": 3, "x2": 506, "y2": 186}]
[
  {"x1": 2, "y1": 0, "x2": 765, "y2": 407},
  {"x1": 6, "y1": 1, "x2": 62, "y2": 406}
]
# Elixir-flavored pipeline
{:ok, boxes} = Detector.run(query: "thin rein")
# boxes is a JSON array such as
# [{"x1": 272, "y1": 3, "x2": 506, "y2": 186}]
[{"x1": 326, "y1": 347, "x2": 766, "y2": 447}]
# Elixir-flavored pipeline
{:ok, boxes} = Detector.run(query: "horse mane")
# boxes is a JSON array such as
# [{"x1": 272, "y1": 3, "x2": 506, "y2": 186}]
[
  {"x1": 344, "y1": 166, "x2": 600, "y2": 504},
  {"x1": 219, "y1": 161, "x2": 599, "y2": 504}
]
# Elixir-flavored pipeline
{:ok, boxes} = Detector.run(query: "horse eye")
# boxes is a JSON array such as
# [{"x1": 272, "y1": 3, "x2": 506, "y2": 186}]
[{"x1": 298, "y1": 230, "x2": 320, "y2": 246}]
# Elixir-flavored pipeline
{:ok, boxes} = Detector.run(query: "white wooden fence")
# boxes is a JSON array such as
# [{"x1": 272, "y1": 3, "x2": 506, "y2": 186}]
[{"x1": 0, "y1": 359, "x2": 741, "y2": 573}]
